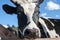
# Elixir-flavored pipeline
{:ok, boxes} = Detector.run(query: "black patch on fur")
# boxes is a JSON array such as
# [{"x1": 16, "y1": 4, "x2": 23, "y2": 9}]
[
  {"x1": 17, "y1": 6, "x2": 30, "y2": 31},
  {"x1": 32, "y1": 5, "x2": 39, "y2": 25},
  {"x1": 38, "y1": 22, "x2": 47, "y2": 38},
  {"x1": 41, "y1": 17, "x2": 54, "y2": 30}
]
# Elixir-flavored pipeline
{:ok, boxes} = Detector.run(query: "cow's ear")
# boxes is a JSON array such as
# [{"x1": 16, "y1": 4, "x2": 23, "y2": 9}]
[
  {"x1": 39, "y1": 0, "x2": 44, "y2": 4},
  {"x1": 10, "y1": 0, "x2": 19, "y2": 6},
  {"x1": 3, "y1": 4, "x2": 17, "y2": 14}
]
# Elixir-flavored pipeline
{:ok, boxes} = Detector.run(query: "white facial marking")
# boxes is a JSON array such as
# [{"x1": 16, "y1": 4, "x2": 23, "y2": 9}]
[
  {"x1": 22, "y1": 3, "x2": 41, "y2": 37},
  {"x1": 11, "y1": 0, "x2": 38, "y2": 4},
  {"x1": 12, "y1": 0, "x2": 38, "y2": 23},
  {"x1": 11, "y1": 0, "x2": 41, "y2": 37},
  {"x1": 18, "y1": 0, "x2": 40, "y2": 37}
]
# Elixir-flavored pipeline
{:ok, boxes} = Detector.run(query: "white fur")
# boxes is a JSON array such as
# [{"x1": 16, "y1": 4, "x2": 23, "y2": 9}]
[
  {"x1": 0, "y1": 37, "x2": 1, "y2": 40},
  {"x1": 39, "y1": 18, "x2": 49, "y2": 37},
  {"x1": 11, "y1": 0, "x2": 38, "y2": 23},
  {"x1": 22, "y1": 3, "x2": 41, "y2": 37},
  {"x1": 17, "y1": 0, "x2": 40, "y2": 37},
  {"x1": 39, "y1": 18, "x2": 59, "y2": 38},
  {"x1": 21, "y1": 1, "x2": 41, "y2": 37},
  {"x1": 11, "y1": 0, "x2": 38, "y2": 4}
]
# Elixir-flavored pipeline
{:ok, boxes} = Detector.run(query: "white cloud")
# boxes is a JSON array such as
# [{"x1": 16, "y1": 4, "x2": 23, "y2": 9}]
[
  {"x1": 45, "y1": 1, "x2": 60, "y2": 10},
  {"x1": 56, "y1": 15, "x2": 59, "y2": 17},
  {"x1": 42, "y1": 17, "x2": 52, "y2": 19},
  {"x1": 40, "y1": 13, "x2": 52, "y2": 19},
  {"x1": 40, "y1": 13, "x2": 47, "y2": 17}
]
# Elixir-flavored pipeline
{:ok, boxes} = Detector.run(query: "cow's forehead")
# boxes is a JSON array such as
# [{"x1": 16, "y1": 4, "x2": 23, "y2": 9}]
[
  {"x1": 21, "y1": 3, "x2": 36, "y2": 14},
  {"x1": 11, "y1": 0, "x2": 39, "y2": 4},
  {"x1": 11, "y1": 0, "x2": 40, "y2": 15}
]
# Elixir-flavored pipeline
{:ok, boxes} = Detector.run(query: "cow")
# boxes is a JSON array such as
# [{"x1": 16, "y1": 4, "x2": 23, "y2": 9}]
[
  {"x1": 0, "y1": 24, "x2": 17, "y2": 40},
  {"x1": 0, "y1": 24, "x2": 17, "y2": 37},
  {"x1": 7, "y1": 27, "x2": 17, "y2": 37},
  {"x1": 39, "y1": 17, "x2": 60, "y2": 38},
  {"x1": 3, "y1": 0, "x2": 44, "y2": 38},
  {"x1": 3, "y1": 0, "x2": 60, "y2": 38}
]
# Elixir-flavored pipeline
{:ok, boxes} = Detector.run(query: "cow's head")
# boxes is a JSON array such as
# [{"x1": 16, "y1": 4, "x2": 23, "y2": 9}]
[{"x1": 3, "y1": 0, "x2": 44, "y2": 38}]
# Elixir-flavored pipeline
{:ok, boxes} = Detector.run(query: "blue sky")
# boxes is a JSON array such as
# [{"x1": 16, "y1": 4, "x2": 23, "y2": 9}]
[{"x1": 0, "y1": 0, "x2": 60, "y2": 26}]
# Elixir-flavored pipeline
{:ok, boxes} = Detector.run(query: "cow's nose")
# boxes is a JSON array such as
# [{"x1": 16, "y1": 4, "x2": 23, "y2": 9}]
[{"x1": 24, "y1": 28, "x2": 40, "y2": 38}]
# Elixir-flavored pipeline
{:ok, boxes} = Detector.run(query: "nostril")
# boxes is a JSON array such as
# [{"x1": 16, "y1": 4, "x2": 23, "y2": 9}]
[
  {"x1": 24, "y1": 29, "x2": 31, "y2": 36},
  {"x1": 56, "y1": 36, "x2": 58, "y2": 38}
]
